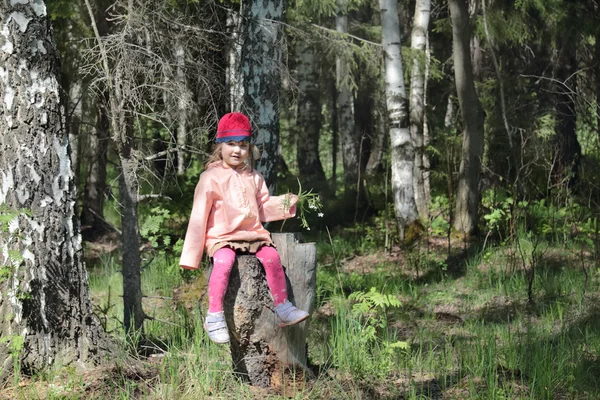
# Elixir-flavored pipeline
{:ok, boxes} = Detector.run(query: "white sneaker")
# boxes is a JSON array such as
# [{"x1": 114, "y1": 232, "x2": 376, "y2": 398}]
[
  {"x1": 204, "y1": 311, "x2": 230, "y2": 344},
  {"x1": 274, "y1": 301, "x2": 310, "y2": 327}
]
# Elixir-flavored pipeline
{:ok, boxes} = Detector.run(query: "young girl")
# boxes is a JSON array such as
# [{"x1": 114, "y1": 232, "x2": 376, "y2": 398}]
[{"x1": 179, "y1": 112, "x2": 310, "y2": 344}]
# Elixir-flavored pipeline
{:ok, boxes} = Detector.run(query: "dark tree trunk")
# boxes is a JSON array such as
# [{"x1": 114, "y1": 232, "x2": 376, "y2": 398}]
[
  {"x1": 241, "y1": 0, "x2": 287, "y2": 191},
  {"x1": 296, "y1": 40, "x2": 326, "y2": 184},
  {"x1": 552, "y1": 21, "x2": 581, "y2": 186},
  {"x1": 366, "y1": 99, "x2": 387, "y2": 176},
  {"x1": 449, "y1": 0, "x2": 485, "y2": 235},
  {"x1": 330, "y1": 76, "x2": 339, "y2": 191},
  {"x1": 119, "y1": 153, "x2": 144, "y2": 332},
  {"x1": 336, "y1": 0, "x2": 359, "y2": 199},
  {"x1": 0, "y1": 0, "x2": 107, "y2": 381},
  {"x1": 81, "y1": 92, "x2": 110, "y2": 235},
  {"x1": 221, "y1": 233, "x2": 317, "y2": 387}
]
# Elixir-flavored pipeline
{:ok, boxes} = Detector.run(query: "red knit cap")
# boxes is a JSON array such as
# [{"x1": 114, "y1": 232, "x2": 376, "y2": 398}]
[{"x1": 216, "y1": 112, "x2": 251, "y2": 143}]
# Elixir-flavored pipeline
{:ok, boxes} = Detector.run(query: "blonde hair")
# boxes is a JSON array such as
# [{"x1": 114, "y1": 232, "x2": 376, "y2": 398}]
[{"x1": 204, "y1": 142, "x2": 256, "y2": 170}]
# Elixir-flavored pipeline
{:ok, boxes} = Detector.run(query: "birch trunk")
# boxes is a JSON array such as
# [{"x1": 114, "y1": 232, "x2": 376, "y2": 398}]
[
  {"x1": 0, "y1": 0, "x2": 106, "y2": 381},
  {"x1": 296, "y1": 40, "x2": 326, "y2": 183},
  {"x1": 175, "y1": 42, "x2": 190, "y2": 176},
  {"x1": 449, "y1": 0, "x2": 485, "y2": 234},
  {"x1": 409, "y1": 0, "x2": 431, "y2": 221},
  {"x1": 336, "y1": 0, "x2": 359, "y2": 195},
  {"x1": 227, "y1": 9, "x2": 243, "y2": 111},
  {"x1": 241, "y1": 0, "x2": 286, "y2": 191},
  {"x1": 380, "y1": 0, "x2": 418, "y2": 241}
]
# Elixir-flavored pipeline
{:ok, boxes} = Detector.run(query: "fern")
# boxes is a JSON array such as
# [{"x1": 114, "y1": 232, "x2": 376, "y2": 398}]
[{"x1": 349, "y1": 287, "x2": 401, "y2": 330}]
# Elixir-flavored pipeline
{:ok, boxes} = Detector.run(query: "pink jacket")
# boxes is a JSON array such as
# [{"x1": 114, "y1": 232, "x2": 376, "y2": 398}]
[{"x1": 179, "y1": 162, "x2": 297, "y2": 270}]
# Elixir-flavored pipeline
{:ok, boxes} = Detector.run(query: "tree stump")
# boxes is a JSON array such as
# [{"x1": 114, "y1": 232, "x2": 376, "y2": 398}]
[{"x1": 219, "y1": 233, "x2": 317, "y2": 387}]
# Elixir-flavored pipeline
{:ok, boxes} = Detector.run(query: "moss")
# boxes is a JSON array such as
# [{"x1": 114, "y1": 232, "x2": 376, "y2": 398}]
[{"x1": 403, "y1": 220, "x2": 426, "y2": 247}]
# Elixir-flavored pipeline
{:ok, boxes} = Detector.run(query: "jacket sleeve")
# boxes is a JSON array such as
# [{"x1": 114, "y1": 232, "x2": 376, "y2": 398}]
[
  {"x1": 256, "y1": 173, "x2": 297, "y2": 223},
  {"x1": 179, "y1": 173, "x2": 215, "y2": 270}
]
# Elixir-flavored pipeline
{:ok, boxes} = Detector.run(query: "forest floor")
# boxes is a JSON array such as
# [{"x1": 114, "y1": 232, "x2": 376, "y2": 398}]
[{"x1": 1, "y1": 229, "x2": 600, "y2": 399}]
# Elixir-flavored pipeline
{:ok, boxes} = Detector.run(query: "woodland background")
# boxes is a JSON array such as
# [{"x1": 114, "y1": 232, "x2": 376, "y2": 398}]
[{"x1": 1, "y1": 0, "x2": 600, "y2": 398}]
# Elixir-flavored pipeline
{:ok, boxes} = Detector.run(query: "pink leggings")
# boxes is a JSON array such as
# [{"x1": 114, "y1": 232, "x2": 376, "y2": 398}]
[{"x1": 207, "y1": 246, "x2": 288, "y2": 312}]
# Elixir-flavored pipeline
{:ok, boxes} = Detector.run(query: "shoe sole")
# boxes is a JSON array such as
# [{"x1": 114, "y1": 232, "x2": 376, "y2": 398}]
[{"x1": 279, "y1": 313, "x2": 310, "y2": 328}]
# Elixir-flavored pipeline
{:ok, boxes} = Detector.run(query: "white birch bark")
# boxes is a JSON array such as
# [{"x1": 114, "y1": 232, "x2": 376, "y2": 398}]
[
  {"x1": 0, "y1": 0, "x2": 106, "y2": 380},
  {"x1": 409, "y1": 0, "x2": 431, "y2": 221},
  {"x1": 241, "y1": 0, "x2": 286, "y2": 190},
  {"x1": 380, "y1": 0, "x2": 418, "y2": 241},
  {"x1": 175, "y1": 42, "x2": 190, "y2": 176},
  {"x1": 227, "y1": 9, "x2": 243, "y2": 111},
  {"x1": 336, "y1": 0, "x2": 359, "y2": 193}
]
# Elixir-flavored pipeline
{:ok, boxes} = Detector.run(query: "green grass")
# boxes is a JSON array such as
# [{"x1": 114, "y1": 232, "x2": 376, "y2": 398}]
[{"x1": 3, "y1": 231, "x2": 600, "y2": 399}]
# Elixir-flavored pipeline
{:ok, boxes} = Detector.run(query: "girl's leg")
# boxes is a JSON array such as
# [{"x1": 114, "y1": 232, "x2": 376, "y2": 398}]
[
  {"x1": 255, "y1": 245, "x2": 288, "y2": 306},
  {"x1": 207, "y1": 247, "x2": 236, "y2": 313},
  {"x1": 256, "y1": 245, "x2": 309, "y2": 326}
]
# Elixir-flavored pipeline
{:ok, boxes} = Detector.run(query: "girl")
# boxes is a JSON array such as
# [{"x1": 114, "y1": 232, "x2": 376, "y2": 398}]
[{"x1": 179, "y1": 112, "x2": 309, "y2": 344}]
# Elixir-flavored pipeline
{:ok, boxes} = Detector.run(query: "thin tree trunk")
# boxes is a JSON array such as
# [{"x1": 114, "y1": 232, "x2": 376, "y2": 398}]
[
  {"x1": 552, "y1": 5, "x2": 581, "y2": 186},
  {"x1": 227, "y1": 9, "x2": 243, "y2": 111},
  {"x1": 84, "y1": 0, "x2": 145, "y2": 332},
  {"x1": 296, "y1": 40, "x2": 326, "y2": 183},
  {"x1": 336, "y1": 0, "x2": 359, "y2": 198},
  {"x1": 81, "y1": 93, "x2": 110, "y2": 233},
  {"x1": 423, "y1": 34, "x2": 432, "y2": 205},
  {"x1": 410, "y1": 0, "x2": 431, "y2": 221},
  {"x1": 119, "y1": 150, "x2": 144, "y2": 332},
  {"x1": 176, "y1": 41, "x2": 190, "y2": 176},
  {"x1": 0, "y1": 0, "x2": 106, "y2": 381},
  {"x1": 330, "y1": 76, "x2": 339, "y2": 191},
  {"x1": 468, "y1": 0, "x2": 482, "y2": 82},
  {"x1": 241, "y1": 0, "x2": 287, "y2": 191},
  {"x1": 68, "y1": 80, "x2": 83, "y2": 190},
  {"x1": 366, "y1": 90, "x2": 387, "y2": 176},
  {"x1": 449, "y1": 0, "x2": 485, "y2": 235},
  {"x1": 380, "y1": 0, "x2": 418, "y2": 241}
]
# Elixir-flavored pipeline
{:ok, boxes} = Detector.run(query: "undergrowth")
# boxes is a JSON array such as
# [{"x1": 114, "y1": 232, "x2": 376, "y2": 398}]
[{"x1": 2, "y1": 222, "x2": 600, "y2": 399}]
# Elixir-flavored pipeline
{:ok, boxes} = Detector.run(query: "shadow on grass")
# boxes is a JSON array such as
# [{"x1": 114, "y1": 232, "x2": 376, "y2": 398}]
[
  {"x1": 557, "y1": 304, "x2": 600, "y2": 396},
  {"x1": 413, "y1": 242, "x2": 481, "y2": 285}
]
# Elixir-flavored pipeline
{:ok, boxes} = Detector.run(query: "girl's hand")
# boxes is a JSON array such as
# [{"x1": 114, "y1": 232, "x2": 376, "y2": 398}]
[{"x1": 286, "y1": 193, "x2": 299, "y2": 207}]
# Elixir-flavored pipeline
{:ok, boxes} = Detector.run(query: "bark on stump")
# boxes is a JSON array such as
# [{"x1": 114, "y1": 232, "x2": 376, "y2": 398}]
[{"x1": 219, "y1": 233, "x2": 317, "y2": 387}]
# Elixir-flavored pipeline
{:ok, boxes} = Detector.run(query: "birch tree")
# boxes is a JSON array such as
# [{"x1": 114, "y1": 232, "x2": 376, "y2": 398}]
[
  {"x1": 241, "y1": 0, "x2": 287, "y2": 190},
  {"x1": 0, "y1": 0, "x2": 106, "y2": 380},
  {"x1": 409, "y1": 0, "x2": 431, "y2": 221},
  {"x1": 175, "y1": 40, "x2": 191, "y2": 176},
  {"x1": 227, "y1": 9, "x2": 243, "y2": 111},
  {"x1": 449, "y1": 0, "x2": 485, "y2": 234},
  {"x1": 380, "y1": 0, "x2": 418, "y2": 241}
]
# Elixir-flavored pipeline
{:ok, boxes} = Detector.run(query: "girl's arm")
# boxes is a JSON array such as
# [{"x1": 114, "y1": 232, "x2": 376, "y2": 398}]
[
  {"x1": 256, "y1": 173, "x2": 298, "y2": 222},
  {"x1": 179, "y1": 174, "x2": 215, "y2": 270}
]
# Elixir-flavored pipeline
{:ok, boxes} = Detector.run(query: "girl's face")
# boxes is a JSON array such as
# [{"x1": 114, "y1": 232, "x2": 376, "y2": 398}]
[{"x1": 221, "y1": 140, "x2": 249, "y2": 168}]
